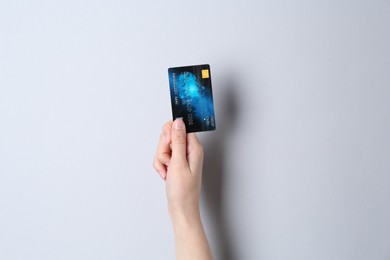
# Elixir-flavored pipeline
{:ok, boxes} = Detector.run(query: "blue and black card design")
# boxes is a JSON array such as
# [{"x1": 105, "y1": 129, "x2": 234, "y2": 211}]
[{"x1": 168, "y1": 64, "x2": 216, "y2": 133}]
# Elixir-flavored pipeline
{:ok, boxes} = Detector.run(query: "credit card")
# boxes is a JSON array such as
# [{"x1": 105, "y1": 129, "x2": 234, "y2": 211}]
[{"x1": 168, "y1": 64, "x2": 216, "y2": 133}]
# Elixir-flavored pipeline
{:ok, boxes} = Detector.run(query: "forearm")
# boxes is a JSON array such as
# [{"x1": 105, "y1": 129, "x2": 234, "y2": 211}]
[{"x1": 169, "y1": 206, "x2": 213, "y2": 260}]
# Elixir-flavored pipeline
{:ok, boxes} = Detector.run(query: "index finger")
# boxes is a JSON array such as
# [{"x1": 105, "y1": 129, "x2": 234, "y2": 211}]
[{"x1": 156, "y1": 120, "x2": 173, "y2": 163}]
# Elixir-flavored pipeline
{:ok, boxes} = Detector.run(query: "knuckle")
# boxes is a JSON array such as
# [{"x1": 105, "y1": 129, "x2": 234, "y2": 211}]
[
  {"x1": 198, "y1": 145, "x2": 204, "y2": 155},
  {"x1": 152, "y1": 158, "x2": 159, "y2": 170},
  {"x1": 157, "y1": 153, "x2": 168, "y2": 163},
  {"x1": 195, "y1": 146, "x2": 204, "y2": 158},
  {"x1": 197, "y1": 141, "x2": 204, "y2": 151},
  {"x1": 192, "y1": 142, "x2": 204, "y2": 154},
  {"x1": 173, "y1": 132, "x2": 186, "y2": 145},
  {"x1": 162, "y1": 121, "x2": 172, "y2": 132}
]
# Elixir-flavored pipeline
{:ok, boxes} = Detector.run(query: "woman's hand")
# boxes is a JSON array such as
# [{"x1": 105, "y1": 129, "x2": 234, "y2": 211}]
[
  {"x1": 153, "y1": 118, "x2": 204, "y2": 216},
  {"x1": 153, "y1": 118, "x2": 213, "y2": 260}
]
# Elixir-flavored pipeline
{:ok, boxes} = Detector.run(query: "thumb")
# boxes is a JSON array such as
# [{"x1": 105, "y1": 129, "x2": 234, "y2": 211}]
[{"x1": 170, "y1": 118, "x2": 188, "y2": 166}]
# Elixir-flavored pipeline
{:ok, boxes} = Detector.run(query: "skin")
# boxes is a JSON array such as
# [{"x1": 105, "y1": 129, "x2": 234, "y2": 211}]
[{"x1": 153, "y1": 118, "x2": 213, "y2": 260}]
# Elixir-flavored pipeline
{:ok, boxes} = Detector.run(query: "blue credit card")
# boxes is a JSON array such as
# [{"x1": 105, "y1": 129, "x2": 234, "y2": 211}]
[{"x1": 168, "y1": 64, "x2": 216, "y2": 133}]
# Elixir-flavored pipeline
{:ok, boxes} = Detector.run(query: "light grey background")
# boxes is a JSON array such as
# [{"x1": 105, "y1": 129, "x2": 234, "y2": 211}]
[{"x1": 1, "y1": 0, "x2": 389, "y2": 259}]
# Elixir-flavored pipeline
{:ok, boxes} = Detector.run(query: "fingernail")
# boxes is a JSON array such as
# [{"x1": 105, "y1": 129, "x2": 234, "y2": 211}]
[
  {"x1": 158, "y1": 170, "x2": 165, "y2": 180},
  {"x1": 174, "y1": 118, "x2": 185, "y2": 130}
]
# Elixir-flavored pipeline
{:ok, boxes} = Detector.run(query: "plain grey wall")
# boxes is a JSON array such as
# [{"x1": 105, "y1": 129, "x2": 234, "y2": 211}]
[{"x1": 1, "y1": 0, "x2": 389, "y2": 259}]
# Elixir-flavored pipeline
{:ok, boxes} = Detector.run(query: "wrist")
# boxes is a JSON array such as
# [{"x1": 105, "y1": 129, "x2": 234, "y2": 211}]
[{"x1": 168, "y1": 202, "x2": 201, "y2": 226}]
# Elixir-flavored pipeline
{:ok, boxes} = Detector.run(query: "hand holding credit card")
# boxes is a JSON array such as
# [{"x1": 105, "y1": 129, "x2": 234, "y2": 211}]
[{"x1": 168, "y1": 64, "x2": 216, "y2": 133}]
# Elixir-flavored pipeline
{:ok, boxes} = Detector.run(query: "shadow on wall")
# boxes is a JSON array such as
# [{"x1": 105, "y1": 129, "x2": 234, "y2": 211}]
[{"x1": 202, "y1": 72, "x2": 240, "y2": 260}]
